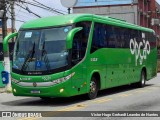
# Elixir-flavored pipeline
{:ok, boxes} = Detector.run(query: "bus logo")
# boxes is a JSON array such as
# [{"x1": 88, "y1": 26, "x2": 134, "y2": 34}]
[
  {"x1": 42, "y1": 76, "x2": 51, "y2": 81},
  {"x1": 129, "y1": 33, "x2": 150, "y2": 66},
  {"x1": 33, "y1": 82, "x2": 37, "y2": 87}
]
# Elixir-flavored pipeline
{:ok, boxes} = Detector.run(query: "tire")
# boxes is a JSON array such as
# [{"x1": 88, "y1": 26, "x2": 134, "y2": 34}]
[
  {"x1": 137, "y1": 71, "x2": 146, "y2": 87},
  {"x1": 88, "y1": 77, "x2": 99, "y2": 99},
  {"x1": 40, "y1": 97, "x2": 51, "y2": 100}
]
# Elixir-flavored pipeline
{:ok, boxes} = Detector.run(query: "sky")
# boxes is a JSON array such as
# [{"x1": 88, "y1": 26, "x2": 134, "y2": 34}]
[
  {"x1": 9, "y1": 0, "x2": 160, "y2": 30},
  {"x1": 8, "y1": 0, "x2": 67, "y2": 30}
]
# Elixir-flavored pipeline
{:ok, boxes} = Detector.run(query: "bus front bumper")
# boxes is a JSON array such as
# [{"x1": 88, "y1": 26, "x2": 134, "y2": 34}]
[{"x1": 11, "y1": 80, "x2": 72, "y2": 97}]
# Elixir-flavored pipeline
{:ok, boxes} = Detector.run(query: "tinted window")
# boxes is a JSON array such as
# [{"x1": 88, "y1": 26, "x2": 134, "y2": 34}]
[
  {"x1": 91, "y1": 23, "x2": 129, "y2": 53},
  {"x1": 146, "y1": 32, "x2": 156, "y2": 49},
  {"x1": 90, "y1": 22, "x2": 155, "y2": 53}
]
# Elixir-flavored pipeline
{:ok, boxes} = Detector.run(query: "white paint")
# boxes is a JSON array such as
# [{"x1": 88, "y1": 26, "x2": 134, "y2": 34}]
[
  {"x1": 91, "y1": 58, "x2": 98, "y2": 62},
  {"x1": 129, "y1": 33, "x2": 150, "y2": 66}
]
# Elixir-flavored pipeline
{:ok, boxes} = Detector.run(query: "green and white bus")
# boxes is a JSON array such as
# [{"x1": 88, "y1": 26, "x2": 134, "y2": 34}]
[{"x1": 5, "y1": 14, "x2": 157, "y2": 99}]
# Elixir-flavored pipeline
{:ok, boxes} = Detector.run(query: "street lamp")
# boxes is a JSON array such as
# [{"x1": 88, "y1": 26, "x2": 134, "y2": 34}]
[{"x1": 60, "y1": 0, "x2": 78, "y2": 14}]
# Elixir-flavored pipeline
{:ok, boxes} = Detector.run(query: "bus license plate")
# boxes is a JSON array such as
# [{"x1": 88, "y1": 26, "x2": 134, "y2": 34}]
[{"x1": 31, "y1": 90, "x2": 40, "y2": 94}]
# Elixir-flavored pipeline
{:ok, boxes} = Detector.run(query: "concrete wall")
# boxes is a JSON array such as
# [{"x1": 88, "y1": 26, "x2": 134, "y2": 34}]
[{"x1": 73, "y1": 5, "x2": 138, "y2": 24}]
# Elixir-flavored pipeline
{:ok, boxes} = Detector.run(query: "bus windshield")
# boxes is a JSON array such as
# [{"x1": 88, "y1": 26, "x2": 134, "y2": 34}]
[{"x1": 13, "y1": 26, "x2": 72, "y2": 73}]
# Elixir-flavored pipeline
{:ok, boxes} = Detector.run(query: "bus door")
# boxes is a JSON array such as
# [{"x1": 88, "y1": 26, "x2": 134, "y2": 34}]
[
  {"x1": 70, "y1": 22, "x2": 91, "y2": 94},
  {"x1": 71, "y1": 32, "x2": 87, "y2": 94}
]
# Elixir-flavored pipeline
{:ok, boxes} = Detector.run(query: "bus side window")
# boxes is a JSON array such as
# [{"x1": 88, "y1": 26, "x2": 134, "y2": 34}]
[
  {"x1": 91, "y1": 23, "x2": 106, "y2": 53},
  {"x1": 107, "y1": 26, "x2": 116, "y2": 48},
  {"x1": 91, "y1": 23, "x2": 99, "y2": 53}
]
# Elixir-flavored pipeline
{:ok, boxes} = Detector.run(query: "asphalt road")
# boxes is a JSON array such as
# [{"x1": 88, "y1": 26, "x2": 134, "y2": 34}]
[{"x1": 0, "y1": 73, "x2": 160, "y2": 120}]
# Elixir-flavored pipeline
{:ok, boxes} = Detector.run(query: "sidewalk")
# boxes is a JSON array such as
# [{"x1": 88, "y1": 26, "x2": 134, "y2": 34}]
[
  {"x1": 0, "y1": 87, "x2": 12, "y2": 93},
  {"x1": 0, "y1": 87, "x2": 5, "y2": 93}
]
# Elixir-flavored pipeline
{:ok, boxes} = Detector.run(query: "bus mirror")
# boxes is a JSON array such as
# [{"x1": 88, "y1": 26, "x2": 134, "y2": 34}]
[
  {"x1": 3, "y1": 32, "x2": 18, "y2": 53},
  {"x1": 66, "y1": 27, "x2": 82, "y2": 49}
]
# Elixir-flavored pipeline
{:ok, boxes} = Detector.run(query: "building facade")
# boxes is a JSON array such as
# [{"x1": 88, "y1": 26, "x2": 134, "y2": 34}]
[{"x1": 73, "y1": 0, "x2": 160, "y2": 48}]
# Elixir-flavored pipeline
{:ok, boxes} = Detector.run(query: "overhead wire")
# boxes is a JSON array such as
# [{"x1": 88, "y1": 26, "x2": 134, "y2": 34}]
[
  {"x1": 14, "y1": 7, "x2": 37, "y2": 18},
  {"x1": 14, "y1": 0, "x2": 66, "y2": 15},
  {"x1": 32, "y1": 0, "x2": 67, "y2": 14},
  {"x1": 5, "y1": 0, "x2": 68, "y2": 30},
  {"x1": 15, "y1": 2, "x2": 41, "y2": 18}
]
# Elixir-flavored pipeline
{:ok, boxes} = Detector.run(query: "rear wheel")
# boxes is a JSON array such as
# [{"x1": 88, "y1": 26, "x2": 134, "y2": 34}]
[
  {"x1": 137, "y1": 71, "x2": 146, "y2": 87},
  {"x1": 88, "y1": 77, "x2": 99, "y2": 99}
]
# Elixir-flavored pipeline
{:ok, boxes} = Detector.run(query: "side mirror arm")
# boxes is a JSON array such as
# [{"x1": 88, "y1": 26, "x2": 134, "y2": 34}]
[
  {"x1": 66, "y1": 27, "x2": 82, "y2": 49},
  {"x1": 3, "y1": 32, "x2": 18, "y2": 56}
]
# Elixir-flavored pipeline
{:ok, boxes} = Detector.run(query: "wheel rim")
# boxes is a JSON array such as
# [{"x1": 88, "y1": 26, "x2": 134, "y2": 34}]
[
  {"x1": 141, "y1": 73, "x2": 145, "y2": 85},
  {"x1": 90, "y1": 80, "x2": 97, "y2": 95}
]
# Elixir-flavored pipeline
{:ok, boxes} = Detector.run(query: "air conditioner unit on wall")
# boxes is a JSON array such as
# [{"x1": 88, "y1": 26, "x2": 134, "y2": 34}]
[{"x1": 151, "y1": 18, "x2": 160, "y2": 25}]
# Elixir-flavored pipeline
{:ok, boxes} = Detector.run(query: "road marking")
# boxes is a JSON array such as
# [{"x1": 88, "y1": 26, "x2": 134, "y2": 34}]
[
  {"x1": 42, "y1": 104, "x2": 87, "y2": 117},
  {"x1": 25, "y1": 118, "x2": 38, "y2": 120},
  {"x1": 17, "y1": 104, "x2": 87, "y2": 120},
  {"x1": 145, "y1": 87, "x2": 157, "y2": 90},
  {"x1": 134, "y1": 89, "x2": 148, "y2": 93},
  {"x1": 117, "y1": 93, "x2": 132, "y2": 97},
  {"x1": 18, "y1": 117, "x2": 39, "y2": 120},
  {"x1": 148, "y1": 86, "x2": 159, "y2": 89},
  {"x1": 57, "y1": 104, "x2": 87, "y2": 111},
  {"x1": 92, "y1": 98, "x2": 112, "y2": 103}
]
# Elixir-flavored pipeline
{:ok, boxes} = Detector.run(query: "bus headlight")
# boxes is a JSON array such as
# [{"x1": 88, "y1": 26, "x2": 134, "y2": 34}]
[
  {"x1": 52, "y1": 72, "x2": 75, "y2": 85},
  {"x1": 60, "y1": 88, "x2": 64, "y2": 93},
  {"x1": 13, "y1": 89, "x2": 16, "y2": 93}
]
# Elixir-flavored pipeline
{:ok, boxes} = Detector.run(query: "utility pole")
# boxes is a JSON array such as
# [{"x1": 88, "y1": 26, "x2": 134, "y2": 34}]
[
  {"x1": 1, "y1": 0, "x2": 7, "y2": 39},
  {"x1": 10, "y1": 0, "x2": 15, "y2": 42},
  {"x1": 68, "y1": 8, "x2": 71, "y2": 14},
  {"x1": 1, "y1": 0, "x2": 11, "y2": 92}
]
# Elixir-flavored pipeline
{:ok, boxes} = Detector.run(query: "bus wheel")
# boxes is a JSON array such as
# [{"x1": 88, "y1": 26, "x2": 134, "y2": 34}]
[
  {"x1": 40, "y1": 97, "x2": 51, "y2": 100},
  {"x1": 138, "y1": 71, "x2": 146, "y2": 87},
  {"x1": 88, "y1": 77, "x2": 98, "y2": 99}
]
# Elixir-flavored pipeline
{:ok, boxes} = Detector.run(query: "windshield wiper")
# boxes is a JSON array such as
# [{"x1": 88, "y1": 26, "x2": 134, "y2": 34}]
[
  {"x1": 21, "y1": 42, "x2": 35, "y2": 71},
  {"x1": 41, "y1": 41, "x2": 50, "y2": 70}
]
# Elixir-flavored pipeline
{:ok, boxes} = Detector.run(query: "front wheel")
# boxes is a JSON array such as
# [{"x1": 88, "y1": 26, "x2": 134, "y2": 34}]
[
  {"x1": 88, "y1": 77, "x2": 99, "y2": 99},
  {"x1": 40, "y1": 97, "x2": 51, "y2": 100}
]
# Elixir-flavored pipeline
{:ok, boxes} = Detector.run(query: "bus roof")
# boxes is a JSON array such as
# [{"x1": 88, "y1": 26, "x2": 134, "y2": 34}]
[
  {"x1": 20, "y1": 14, "x2": 154, "y2": 33},
  {"x1": 20, "y1": 14, "x2": 92, "y2": 29}
]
